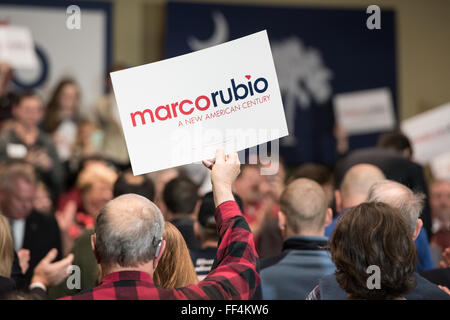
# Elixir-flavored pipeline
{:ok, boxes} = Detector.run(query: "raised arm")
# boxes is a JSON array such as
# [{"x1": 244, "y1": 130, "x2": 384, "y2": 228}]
[{"x1": 173, "y1": 150, "x2": 260, "y2": 300}]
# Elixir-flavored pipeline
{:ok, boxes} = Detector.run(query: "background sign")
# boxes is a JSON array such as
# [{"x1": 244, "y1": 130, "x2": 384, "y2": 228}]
[
  {"x1": 333, "y1": 87, "x2": 396, "y2": 135},
  {"x1": 402, "y1": 102, "x2": 450, "y2": 165},
  {"x1": 0, "y1": 0, "x2": 112, "y2": 111},
  {"x1": 0, "y1": 25, "x2": 38, "y2": 69}
]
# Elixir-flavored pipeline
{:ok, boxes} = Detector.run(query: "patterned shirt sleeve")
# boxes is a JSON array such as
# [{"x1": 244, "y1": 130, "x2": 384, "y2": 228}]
[{"x1": 173, "y1": 200, "x2": 260, "y2": 300}]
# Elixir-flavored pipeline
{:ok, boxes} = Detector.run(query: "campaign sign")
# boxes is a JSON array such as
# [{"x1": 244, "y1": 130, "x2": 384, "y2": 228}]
[
  {"x1": 110, "y1": 30, "x2": 288, "y2": 175},
  {"x1": 333, "y1": 87, "x2": 396, "y2": 135},
  {"x1": 0, "y1": 25, "x2": 38, "y2": 69},
  {"x1": 402, "y1": 102, "x2": 450, "y2": 164}
]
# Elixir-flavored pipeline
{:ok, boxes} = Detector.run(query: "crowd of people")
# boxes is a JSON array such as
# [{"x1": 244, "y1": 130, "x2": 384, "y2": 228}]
[{"x1": 0, "y1": 61, "x2": 449, "y2": 300}]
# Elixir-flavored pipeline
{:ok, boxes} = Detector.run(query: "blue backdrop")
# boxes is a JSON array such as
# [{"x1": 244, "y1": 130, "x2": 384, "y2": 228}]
[{"x1": 165, "y1": 2, "x2": 397, "y2": 166}]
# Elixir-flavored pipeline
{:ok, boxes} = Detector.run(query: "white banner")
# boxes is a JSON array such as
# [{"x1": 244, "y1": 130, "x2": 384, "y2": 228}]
[
  {"x1": 111, "y1": 30, "x2": 288, "y2": 175},
  {"x1": 0, "y1": 25, "x2": 38, "y2": 69},
  {"x1": 333, "y1": 87, "x2": 396, "y2": 135},
  {"x1": 0, "y1": 3, "x2": 109, "y2": 111},
  {"x1": 402, "y1": 102, "x2": 450, "y2": 164}
]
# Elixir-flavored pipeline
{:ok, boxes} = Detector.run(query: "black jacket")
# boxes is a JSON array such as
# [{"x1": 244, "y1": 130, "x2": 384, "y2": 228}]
[{"x1": 21, "y1": 211, "x2": 62, "y2": 285}]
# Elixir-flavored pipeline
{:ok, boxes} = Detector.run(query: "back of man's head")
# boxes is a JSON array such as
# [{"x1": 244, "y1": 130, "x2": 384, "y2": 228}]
[
  {"x1": 197, "y1": 191, "x2": 243, "y2": 243},
  {"x1": 367, "y1": 180, "x2": 424, "y2": 233},
  {"x1": 377, "y1": 131, "x2": 413, "y2": 158},
  {"x1": 280, "y1": 178, "x2": 328, "y2": 235},
  {"x1": 163, "y1": 177, "x2": 199, "y2": 216},
  {"x1": 113, "y1": 170, "x2": 155, "y2": 201},
  {"x1": 94, "y1": 194, "x2": 165, "y2": 268},
  {"x1": 339, "y1": 164, "x2": 385, "y2": 208},
  {"x1": 288, "y1": 163, "x2": 333, "y2": 186}
]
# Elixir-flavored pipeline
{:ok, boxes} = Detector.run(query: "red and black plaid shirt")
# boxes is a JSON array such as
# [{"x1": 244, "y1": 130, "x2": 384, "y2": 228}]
[{"x1": 59, "y1": 200, "x2": 260, "y2": 300}]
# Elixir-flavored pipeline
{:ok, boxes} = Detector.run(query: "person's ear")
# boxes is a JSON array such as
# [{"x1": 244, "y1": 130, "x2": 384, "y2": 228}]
[
  {"x1": 324, "y1": 208, "x2": 333, "y2": 227},
  {"x1": 413, "y1": 218, "x2": 423, "y2": 241},
  {"x1": 335, "y1": 190, "x2": 342, "y2": 212},
  {"x1": 153, "y1": 239, "x2": 166, "y2": 271},
  {"x1": 91, "y1": 234, "x2": 100, "y2": 263}
]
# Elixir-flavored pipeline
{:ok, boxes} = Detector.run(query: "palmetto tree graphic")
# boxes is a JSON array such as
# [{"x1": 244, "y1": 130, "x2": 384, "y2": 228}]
[{"x1": 271, "y1": 37, "x2": 333, "y2": 146}]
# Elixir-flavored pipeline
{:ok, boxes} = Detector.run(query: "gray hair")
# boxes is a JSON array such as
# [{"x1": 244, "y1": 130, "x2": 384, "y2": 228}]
[
  {"x1": 367, "y1": 180, "x2": 424, "y2": 233},
  {"x1": 95, "y1": 194, "x2": 165, "y2": 267}
]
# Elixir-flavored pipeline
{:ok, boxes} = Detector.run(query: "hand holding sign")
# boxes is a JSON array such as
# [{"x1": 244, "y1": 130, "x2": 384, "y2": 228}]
[{"x1": 203, "y1": 149, "x2": 240, "y2": 207}]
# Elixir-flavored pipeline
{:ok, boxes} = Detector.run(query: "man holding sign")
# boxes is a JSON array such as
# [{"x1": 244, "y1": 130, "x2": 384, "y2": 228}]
[{"x1": 61, "y1": 149, "x2": 260, "y2": 300}]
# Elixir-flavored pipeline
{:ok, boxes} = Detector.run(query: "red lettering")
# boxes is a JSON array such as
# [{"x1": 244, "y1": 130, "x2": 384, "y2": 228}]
[
  {"x1": 179, "y1": 99, "x2": 194, "y2": 115},
  {"x1": 195, "y1": 95, "x2": 211, "y2": 111},
  {"x1": 130, "y1": 109, "x2": 154, "y2": 127},
  {"x1": 155, "y1": 104, "x2": 172, "y2": 121},
  {"x1": 171, "y1": 102, "x2": 179, "y2": 118}
]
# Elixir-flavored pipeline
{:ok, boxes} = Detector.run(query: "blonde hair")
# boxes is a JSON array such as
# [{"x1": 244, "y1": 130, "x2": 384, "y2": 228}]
[
  {"x1": 153, "y1": 221, "x2": 198, "y2": 289},
  {"x1": 76, "y1": 162, "x2": 118, "y2": 194},
  {"x1": 0, "y1": 214, "x2": 14, "y2": 278}
]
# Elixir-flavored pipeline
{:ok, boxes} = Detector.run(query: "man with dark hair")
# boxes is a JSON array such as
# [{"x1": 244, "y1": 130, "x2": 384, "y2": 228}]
[
  {"x1": 377, "y1": 131, "x2": 413, "y2": 159},
  {"x1": 113, "y1": 169, "x2": 155, "y2": 201},
  {"x1": 163, "y1": 176, "x2": 200, "y2": 250},
  {"x1": 0, "y1": 91, "x2": 63, "y2": 200}
]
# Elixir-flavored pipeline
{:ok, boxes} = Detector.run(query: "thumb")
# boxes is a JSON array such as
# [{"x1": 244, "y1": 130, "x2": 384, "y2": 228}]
[
  {"x1": 42, "y1": 248, "x2": 58, "y2": 264},
  {"x1": 202, "y1": 159, "x2": 214, "y2": 170},
  {"x1": 52, "y1": 253, "x2": 74, "y2": 271}
]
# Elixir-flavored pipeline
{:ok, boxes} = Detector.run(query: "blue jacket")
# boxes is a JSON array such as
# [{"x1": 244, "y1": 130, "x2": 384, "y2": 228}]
[
  {"x1": 317, "y1": 272, "x2": 450, "y2": 300},
  {"x1": 325, "y1": 210, "x2": 435, "y2": 272},
  {"x1": 260, "y1": 236, "x2": 335, "y2": 300}
]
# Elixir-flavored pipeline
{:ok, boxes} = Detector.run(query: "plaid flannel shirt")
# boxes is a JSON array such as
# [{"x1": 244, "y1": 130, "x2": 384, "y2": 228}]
[{"x1": 59, "y1": 200, "x2": 260, "y2": 300}]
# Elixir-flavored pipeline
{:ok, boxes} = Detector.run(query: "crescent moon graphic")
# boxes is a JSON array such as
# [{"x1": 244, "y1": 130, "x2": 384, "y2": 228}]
[{"x1": 187, "y1": 11, "x2": 229, "y2": 51}]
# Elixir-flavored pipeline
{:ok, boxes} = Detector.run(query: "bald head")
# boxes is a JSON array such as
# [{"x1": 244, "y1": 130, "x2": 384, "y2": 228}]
[
  {"x1": 339, "y1": 164, "x2": 385, "y2": 208},
  {"x1": 95, "y1": 194, "x2": 165, "y2": 268},
  {"x1": 368, "y1": 180, "x2": 424, "y2": 232},
  {"x1": 280, "y1": 178, "x2": 329, "y2": 235}
]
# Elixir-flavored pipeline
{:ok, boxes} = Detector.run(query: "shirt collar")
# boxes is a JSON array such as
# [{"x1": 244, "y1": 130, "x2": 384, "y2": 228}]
[
  {"x1": 283, "y1": 235, "x2": 329, "y2": 251},
  {"x1": 101, "y1": 271, "x2": 153, "y2": 284}
]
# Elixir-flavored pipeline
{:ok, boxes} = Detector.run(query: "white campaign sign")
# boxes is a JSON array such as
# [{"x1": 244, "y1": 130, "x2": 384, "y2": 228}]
[
  {"x1": 0, "y1": 25, "x2": 38, "y2": 69},
  {"x1": 111, "y1": 30, "x2": 288, "y2": 175},
  {"x1": 401, "y1": 102, "x2": 450, "y2": 165},
  {"x1": 333, "y1": 87, "x2": 396, "y2": 135}
]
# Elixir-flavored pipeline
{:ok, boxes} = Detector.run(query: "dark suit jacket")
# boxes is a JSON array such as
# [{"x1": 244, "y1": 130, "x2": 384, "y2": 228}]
[
  {"x1": 0, "y1": 276, "x2": 16, "y2": 298},
  {"x1": 335, "y1": 147, "x2": 432, "y2": 240},
  {"x1": 21, "y1": 211, "x2": 62, "y2": 285},
  {"x1": 420, "y1": 267, "x2": 450, "y2": 288}
]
